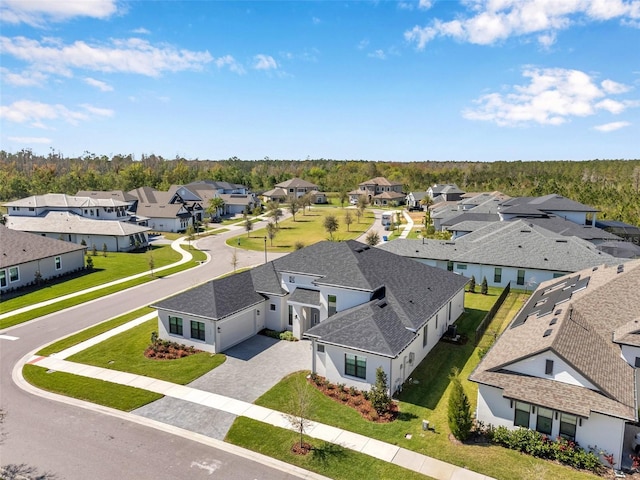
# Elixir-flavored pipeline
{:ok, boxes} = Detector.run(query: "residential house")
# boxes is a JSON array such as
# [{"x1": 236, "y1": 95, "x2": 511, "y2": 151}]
[
  {"x1": 426, "y1": 184, "x2": 465, "y2": 203},
  {"x1": 152, "y1": 240, "x2": 468, "y2": 391},
  {"x1": 4, "y1": 193, "x2": 133, "y2": 220},
  {"x1": 405, "y1": 191, "x2": 427, "y2": 209},
  {"x1": 0, "y1": 225, "x2": 86, "y2": 293},
  {"x1": 378, "y1": 220, "x2": 623, "y2": 289},
  {"x1": 129, "y1": 187, "x2": 193, "y2": 232},
  {"x1": 169, "y1": 181, "x2": 258, "y2": 220},
  {"x1": 348, "y1": 177, "x2": 404, "y2": 206},
  {"x1": 470, "y1": 260, "x2": 640, "y2": 469},
  {"x1": 498, "y1": 194, "x2": 598, "y2": 226},
  {"x1": 263, "y1": 178, "x2": 327, "y2": 204}
]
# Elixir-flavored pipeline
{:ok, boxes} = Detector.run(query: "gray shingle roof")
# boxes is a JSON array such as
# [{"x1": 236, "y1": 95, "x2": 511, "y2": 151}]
[
  {"x1": 359, "y1": 177, "x2": 402, "y2": 187},
  {"x1": 1, "y1": 225, "x2": 86, "y2": 268},
  {"x1": 288, "y1": 288, "x2": 321, "y2": 306},
  {"x1": 275, "y1": 178, "x2": 319, "y2": 189},
  {"x1": 470, "y1": 260, "x2": 640, "y2": 421},
  {"x1": 4, "y1": 193, "x2": 130, "y2": 208},
  {"x1": 500, "y1": 194, "x2": 598, "y2": 213},
  {"x1": 5, "y1": 212, "x2": 150, "y2": 236}
]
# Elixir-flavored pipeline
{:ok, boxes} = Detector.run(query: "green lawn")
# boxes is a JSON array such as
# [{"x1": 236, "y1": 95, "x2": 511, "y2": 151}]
[
  {"x1": 228, "y1": 207, "x2": 375, "y2": 252},
  {"x1": 0, "y1": 248, "x2": 207, "y2": 329},
  {"x1": 23, "y1": 364, "x2": 163, "y2": 411},
  {"x1": 68, "y1": 319, "x2": 225, "y2": 384},
  {"x1": 248, "y1": 290, "x2": 599, "y2": 480},
  {"x1": 225, "y1": 417, "x2": 434, "y2": 480},
  {"x1": 37, "y1": 307, "x2": 155, "y2": 356}
]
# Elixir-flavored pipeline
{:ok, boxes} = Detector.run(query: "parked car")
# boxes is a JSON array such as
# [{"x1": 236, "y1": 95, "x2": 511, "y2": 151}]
[{"x1": 408, "y1": 205, "x2": 422, "y2": 212}]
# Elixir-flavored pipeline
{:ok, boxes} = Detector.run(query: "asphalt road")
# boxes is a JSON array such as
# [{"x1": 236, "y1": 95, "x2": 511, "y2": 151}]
[{"x1": 0, "y1": 226, "x2": 306, "y2": 480}]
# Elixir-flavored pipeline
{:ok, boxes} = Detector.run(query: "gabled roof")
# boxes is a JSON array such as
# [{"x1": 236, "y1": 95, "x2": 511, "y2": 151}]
[
  {"x1": 275, "y1": 178, "x2": 318, "y2": 189},
  {"x1": 4, "y1": 193, "x2": 130, "y2": 209},
  {"x1": 5, "y1": 212, "x2": 150, "y2": 236},
  {"x1": 428, "y1": 183, "x2": 460, "y2": 194},
  {"x1": 407, "y1": 191, "x2": 427, "y2": 201},
  {"x1": 442, "y1": 213, "x2": 499, "y2": 228},
  {"x1": 137, "y1": 202, "x2": 190, "y2": 219},
  {"x1": 359, "y1": 177, "x2": 402, "y2": 187},
  {"x1": 470, "y1": 260, "x2": 640, "y2": 421},
  {"x1": 379, "y1": 220, "x2": 622, "y2": 272},
  {"x1": 128, "y1": 187, "x2": 162, "y2": 204},
  {"x1": 500, "y1": 194, "x2": 598, "y2": 214},
  {"x1": 218, "y1": 193, "x2": 256, "y2": 206},
  {"x1": 0, "y1": 225, "x2": 86, "y2": 268},
  {"x1": 76, "y1": 190, "x2": 137, "y2": 203},
  {"x1": 262, "y1": 188, "x2": 288, "y2": 199},
  {"x1": 373, "y1": 191, "x2": 405, "y2": 200}
]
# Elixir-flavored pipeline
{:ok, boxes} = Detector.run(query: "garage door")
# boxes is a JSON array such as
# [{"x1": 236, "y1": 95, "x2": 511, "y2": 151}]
[{"x1": 219, "y1": 310, "x2": 257, "y2": 351}]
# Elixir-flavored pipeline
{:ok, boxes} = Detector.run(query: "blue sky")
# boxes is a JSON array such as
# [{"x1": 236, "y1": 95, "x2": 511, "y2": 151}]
[{"x1": 1, "y1": 0, "x2": 639, "y2": 162}]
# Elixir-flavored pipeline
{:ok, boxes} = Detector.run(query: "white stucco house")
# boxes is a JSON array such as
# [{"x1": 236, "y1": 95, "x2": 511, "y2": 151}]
[
  {"x1": 470, "y1": 259, "x2": 640, "y2": 470},
  {"x1": 151, "y1": 240, "x2": 468, "y2": 392}
]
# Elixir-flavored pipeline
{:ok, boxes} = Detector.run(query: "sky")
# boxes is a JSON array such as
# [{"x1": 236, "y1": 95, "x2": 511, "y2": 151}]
[{"x1": 1, "y1": 0, "x2": 639, "y2": 162}]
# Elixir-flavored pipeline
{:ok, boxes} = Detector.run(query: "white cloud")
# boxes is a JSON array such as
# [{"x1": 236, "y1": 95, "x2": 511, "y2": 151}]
[
  {"x1": 1, "y1": 0, "x2": 118, "y2": 26},
  {"x1": 1, "y1": 67, "x2": 48, "y2": 86},
  {"x1": 601, "y1": 78, "x2": 631, "y2": 94},
  {"x1": 418, "y1": 0, "x2": 433, "y2": 9},
  {"x1": 593, "y1": 121, "x2": 631, "y2": 131},
  {"x1": 0, "y1": 99, "x2": 112, "y2": 128},
  {"x1": 358, "y1": 39, "x2": 370, "y2": 50},
  {"x1": 368, "y1": 49, "x2": 387, "y2": 60},
  {"x1": 253, "y1": 54, "x2": 277, "y2": 70},
  {"x1": 84, "y1": 77, "x2": 113, "y2": 92},
  {"x1": 132, "y1": 27, "x2": 150, "y2": 35},
  {"x1": 405, "y1": 0, "x2": 640, "y2": 49},
  {"x1": 8, "y1": 136, "x2": 52, "y2": 144},
  {"x1": 1, "y1": 36, "x2": 213, "y2": 78},
  {"x1": 463, "y1": 67, "x2": 636, "y2": 127},
  {"x1": 215, "y1": 55, "x2": 246, "y2": 74}
]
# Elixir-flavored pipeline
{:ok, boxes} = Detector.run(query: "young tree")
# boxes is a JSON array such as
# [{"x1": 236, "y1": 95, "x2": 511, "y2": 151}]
[
  {"x1": 369, "y1": 367, "x2": 391, "y2": 415},
  {"x1": 244, "y1": 217, "x2": 253, "y2": 237},
  {"x1": 344, "y1": 210, "x2": 353, "y2": 231},
  {"x1": 300, "y1": 193, "x2": 312, "y2": 215},
  {"x1": 356, "y1": 195, "x2": 368, "y2": 222},
  {"x1": 323, "y1": 215, "x2": 339, "y2": 240},
  {"x1": 286, "y1": 376, "x2": 313, "y2": 452},
  {"x1": 185, "y1": 225, "x2": 195, "y2": 249},
  {"x1": 102, "y1": 243, "x2": 108, "y2": 257},
  {"x1": 85, "y1": 254, "x2": 93, "y2": 270},
  {"x1": 148, "y1": 251, "x2": 155, "y2": 277},
  {"x1": 91, "y1": 244, "x2": 98, "y2": 257},
  {"x1": 266, "y1": 221, "x2": 278, "y2": 246},
  {"x1": 468, "y1": 275, "x2": 476, "y2": 293},
  {"x1": 365, "y1": 231, "x2": 380, "y2": 246},
  {"x1": 294, "y1": 241, "x2": 305, "y2": 250},
  {"x1": 355, "y1": 208, "x2": 363, "y2": 224},
  {"x1": 207, "y1": 196, "x2": 225, "y2": 220},
  {"x1": 230, "y1": 248, "x2": 239, "y2": 272},
  {"x1": 266, "y1": 200, "x2": 282, "y2": 226},
  {"x1": 447, "y1": 368, "x2": 472, "y2": 441},
  {"x1": 287, "y1": 196, "x2": 300, "y2": 221},
  {"x1": 481, "y1": 276, "x2": 488, "y2": 295}
]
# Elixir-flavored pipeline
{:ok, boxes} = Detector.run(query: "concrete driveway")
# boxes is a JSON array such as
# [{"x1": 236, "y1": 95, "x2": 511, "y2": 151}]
[{"x1": 133, "y1": 335, "x2": 311, "y2": 440}]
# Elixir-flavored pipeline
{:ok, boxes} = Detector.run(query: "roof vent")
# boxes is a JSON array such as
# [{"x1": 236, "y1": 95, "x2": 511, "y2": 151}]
[
  {"x1": 376, "y1": 299, "x2": 388, "y2": 308},
  {"x1": 617, "y1": 264, "x2": 624, "y2": 274},
  {"x1": 549, "y1": 318, "x2": 557, "y2": 326},
  {"x1": 543, "y1": 329, "x2": 553, "y2": 337}
]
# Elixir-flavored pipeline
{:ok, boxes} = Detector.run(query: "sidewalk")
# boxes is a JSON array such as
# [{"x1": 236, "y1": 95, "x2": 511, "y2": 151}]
[{"x1": 25, "y1": 313, "x2": 494, "y2": 480}]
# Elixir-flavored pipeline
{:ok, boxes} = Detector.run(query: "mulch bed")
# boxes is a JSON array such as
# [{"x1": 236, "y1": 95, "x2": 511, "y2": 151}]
[
  {"x1": 144, "y1": 340, "x2": 201, "y2": 360},
  {"x1": 307, "y1": 375, "x2": 397, "y2": 422},
  {"x1": 291, "y1": 442, "x2": 313, "y2": 455}
]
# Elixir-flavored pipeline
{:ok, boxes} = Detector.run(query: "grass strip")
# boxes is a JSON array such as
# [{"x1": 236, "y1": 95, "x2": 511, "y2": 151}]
[
  {"x1": 0, "y1": 249, "x2": 207, "y2": 330},
  {"x1": 225, "y1": 417, "x2": 433, "y2": 480},
  {"x1": 23, "y1": 364, "x2": 162, "y2": 411},
  {"x1": 37, "y1": 307, "x2": 155, "y2": 356},
  {"x1": 68, "y1": 319, "x2": 225, "y2": 384}
]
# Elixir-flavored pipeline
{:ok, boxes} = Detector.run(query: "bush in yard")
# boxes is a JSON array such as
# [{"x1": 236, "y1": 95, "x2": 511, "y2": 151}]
[
  {"x1": 279, "y1": 330, "x2": 297, "y2": 342},
  {"x1": 481, "y1": 276, "x2": 488, "y2": 295},
  {"x1": 468, "y1": 276, "x2": 476, "y2": 293},
  {"x1": 447, "y1": 368, "x2": 472, "y2": 441},
  {"x1": 369, "y1": 367, "x2": 392, "y2": 414}
]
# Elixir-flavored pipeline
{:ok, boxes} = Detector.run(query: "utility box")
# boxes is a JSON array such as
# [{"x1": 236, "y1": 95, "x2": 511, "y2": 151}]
[{"x1": 422, "y1": 420, "x2": 429, "y2": 431}]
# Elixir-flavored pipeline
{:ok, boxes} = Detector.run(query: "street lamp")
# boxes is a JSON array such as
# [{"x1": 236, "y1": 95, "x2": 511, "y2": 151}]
[{"x1": 263, "y1": 236, "x2": 267, "y2": 264}]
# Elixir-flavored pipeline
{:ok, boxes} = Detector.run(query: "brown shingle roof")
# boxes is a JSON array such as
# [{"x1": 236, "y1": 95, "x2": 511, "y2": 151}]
[{"x1": 1, "y1": 225, "x2": 86, "y2": 268}]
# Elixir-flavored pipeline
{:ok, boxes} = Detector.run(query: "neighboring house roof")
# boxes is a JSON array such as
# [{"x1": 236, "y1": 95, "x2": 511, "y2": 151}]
[
  {"x1": 359, "y1": 177, "x2": 403, "y2": 187},
  {"x1": 378, "y1": 220, "x2": 622, "y2": 273},
  {"x1": 186, "y1": 180, "x2": 247, "y2": 192},
  {"x1": 442, "y1": 213, "x2": 500, "y2": 228},
  {"x1": 439, "y1": 184, "x2": 464, "y2": 194},
  {"x1": 288, "y1": 287, "x2": 321, "y2": 306},
  {"x1": 4, "y1": 193, "x2": 130, "y2": 209},
  {"x1": 218, "y1": 193, "x2": 256, "y2": 206},
  {"x1": 429, "y1": 183, "x2": 459, "y2": 194},
  {"x1": 5, "y1": 212, "x2": 150, "y2": 236},
  {"x1": 128, "y1": 187, "x2": 162, "y2": 204},
  {"x1": 596, "y1": 240, "x2": 640, "y2": 259},
  {"x1": 76, "y1": 190, "x2": 137, "y2": 203},
  {"x1": 470, "y1": 260, "x2": 640, "y2": 421},
  {"x1": 458, "y1": 191, "x2": 510, "y2": 206},
  {"x1": 0, "y1": 225, "x2": 86, "y2": 268},
  {"x1": 500, "y1": 194, "x2": 598, "y2": 214},
  {"x1": 407, "y1": 192, "x2": 427, "y2": 201},
  {"x1": 262, "y1": 188, "x2": 288, "y2": 199},
  {"x1": 373, "y1": 191, "x2": 405, "y2": 200},
  {"x1": 137, "y1": 203, "x2": 191, "y2": 219},
  {"x1": 275, "y1": 178, "x2": 319, "y2": 189}
]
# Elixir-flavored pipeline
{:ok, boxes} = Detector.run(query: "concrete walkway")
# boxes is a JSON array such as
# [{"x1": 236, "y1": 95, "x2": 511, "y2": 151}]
[
  {"x1": 400, "y1": 210, "x2": 415, "y2": 239},
  {"x1": 28, "y1": 354, "x2": 493, "y2": 480}
]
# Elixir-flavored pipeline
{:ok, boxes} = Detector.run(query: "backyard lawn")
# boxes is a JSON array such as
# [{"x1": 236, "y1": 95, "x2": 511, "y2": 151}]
[
  {"x1": 237, "y1": 289, "x2": 599, "y2": 480},
  {"x1": 228, "y1": 207, "x2": 375, "y2": 252}
]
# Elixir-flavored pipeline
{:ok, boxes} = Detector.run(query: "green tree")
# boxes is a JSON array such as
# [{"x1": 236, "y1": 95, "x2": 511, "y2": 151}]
[
  {"x1": 468, "y1": 275, "x2": 476, "y2": 293},
  {"x1": 244, "y1": 217, "x2": 253, "y2": 237},
  {"x1": 447, "y1": 368, "x2": 472, "y2": 441},
  {"x1": 266, "y1": 200, "x2": 282, "y2": 226},
  {"x1": 266, "y1": 221, "x2": 278, "y2": 246},
  {"x1": 286, "y1": 376, "x2": 313, "y2": 451},
  {"x1": 356, "y1": 195, "x2": 368, "y2": 222},
  {"x1": 288, "y1": 196, "x2": 300, "y2": 221},
  {"x1": 85, "y1": 255, "x2": 93, "y2": 270},
  {"x1": 207, "y1": 196, "x2": 225, "y2": 220},
  {"x1": 481, "y1": 276, "x2": 488, "y2": 295},
  {"x1": 365, "y1": 231, "x2": 380, "y2": 246},
  {"x1": 323, "y1": 215, "x2": 339, "y2": 240},
  {"x1": 102, "y1": 243, "x2": 108, "y2": 257},
  {"x1": 344, "y1": 210, "x2": 353, "y2": 231},
  {"x1": 148, "y1": 251, "x2": 155, "y2": 277},
  {"x1": 338, "y1": 190, "x2": 348, "y2": 208},
  {"x1": 186, "y1": 225, "x2": 196, "y2": 249},
  {"x1": 369, "y1": 367, "x2": 391, "y2": 415},
  {"x1": 92, "y1": 244, "x2": 98, "y2": 257}
]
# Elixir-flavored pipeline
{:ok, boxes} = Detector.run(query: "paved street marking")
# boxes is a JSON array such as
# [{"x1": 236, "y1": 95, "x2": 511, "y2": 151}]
[{"x1": 0, "y1": 334, "x2": 19, "y2": 341}]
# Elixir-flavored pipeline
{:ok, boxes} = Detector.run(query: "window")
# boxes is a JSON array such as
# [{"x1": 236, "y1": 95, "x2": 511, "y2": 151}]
[
  {"x1": 190, "y1": 321, "x2": 205, "y2": 341},
  {"x1": 9, "y1": 267, "x2": 19, "y2": 283},
  {"x1": 0, "y1": 270, "x2": 6, "y2": 288},
  {"x1": 55, "y1": 256, "x2": 61, "y2": 270},
  {"x1": 517, "y1": 269, "x2": 525, "y2": 286},
  {"x1": 514, "y1": 401, "x2": 530, "y2": 428},
  {"x1": 317, "y1": 344, "x2": 325, "y2": 353},
  {"x1": 422, "y1": 324, "x2": 428, "y2": 347},
  {"x1": 289, "y1": 275, "x2": 295, "y2": 283},
  {"x1": 456, "y1": 264, "x2": 467, "y2": 270},
  {"x1": 553, "y1": 272, "x2": 564, "y2": 278},
  {"x1": 447, "y1": 261, "x2": 453, "y2": 271},
  {"x1": 545, "y1": 359, "x2": 554, "y2": 375},
  {"x1": 345, "y1": 354, "x2": 366, "y2": 379},
  {"x1": 328, "y1": 295, "x2": 337, "y2": 316},
  {"x1": 494, "y1": 267, "x2": 502, "y2": 283},
  {"x1": 536, "y1": 407, "x2": 553, "y2": 435},
  {"x1": 635, "y1": 357, "x2": 640, "y2": 368},
  {"x1": 435, "y1": 314, "x2": 439, "y2": 330},
  {"x1": 559, "y1": 413, "x2": 577, "y2": 440},
  {"x1": 169, "y1": 316, "x2": 183, "y2": 335},
  {"x1": 288, "y1": 305, "x2": 294, "y2": 326},
  {"x1": 270, "y1": 304, "x2": 276, "y2": 311}
]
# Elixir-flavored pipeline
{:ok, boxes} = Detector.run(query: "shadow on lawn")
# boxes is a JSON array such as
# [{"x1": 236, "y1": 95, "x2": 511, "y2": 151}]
[
  {"x1": 311, "y1": 442, "x2": 347, "y2": 465},
  {"x1": 397, "y1": 308, "x2": 487, "y2": 411}
]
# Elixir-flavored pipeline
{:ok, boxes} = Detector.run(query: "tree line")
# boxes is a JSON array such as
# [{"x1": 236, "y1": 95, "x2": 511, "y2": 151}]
[{"x1": 1, "y1": 150, "x2": 638, "y2": 226}]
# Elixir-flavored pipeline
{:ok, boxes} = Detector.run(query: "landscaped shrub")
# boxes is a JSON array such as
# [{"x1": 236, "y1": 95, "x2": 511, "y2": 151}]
[
  {"x1": 486, "y1": 426, "x2": 603, "y2": 474},
  {"x1": 369, "y1": 367, "x2": 392, "y2": 415},
  {"x1": 279, "y1": 330, "x2": 298, "y2": 342},
  {"x1": 447, "y1": 368, "x2": 472, "y2": 441},
  {"x1": 144, "y1": 339, "x2": 200, "y2": 360}
]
